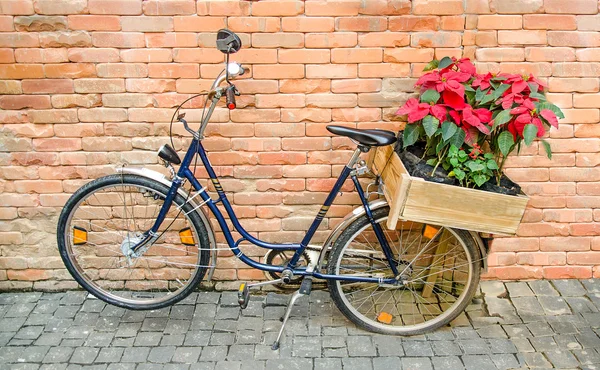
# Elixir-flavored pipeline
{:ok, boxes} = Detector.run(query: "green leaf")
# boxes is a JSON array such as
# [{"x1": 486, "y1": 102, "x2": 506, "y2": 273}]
[
  {"x1": 492, "y1": 110, "x2": 512, "y2": 130},
  {"x1": 449, "y1": 128, "x2": 466, "y2": 148},
  {"x1": 529, "y1": 91, "x2": 547, "y2": 101},
  {"x1": 541, "y1": 140, "x2": 552, "y2": 159},
  {"x1": 528, "y1": 82, "x2": 539, "y2": 93},
  {"x1": 480, "y1": 92, "x2": 495, "y2": 105},
  {"x1": 453, "y1": 168, "x2": 465, "y2": 180},
  {"x1": 466, "y1": 162, "x2": 485, "y2": 172},
  {"x1": 473, "y1": 174, "x2": 488, "y2": 187},
  {"x1": 475, "y1": 88, "x2": 487, "y2": 102},
  {"x1": 458, "y1": 150, "x2": 468, "y2": 159},
  {"x1": 423, "y1": 59, "x2": 439, "y2": 72},
  {"x1": 402, "y1": 124, "x2": 420, "y2": 148},
  {"x1": 450, "y1": 157, "x2": 459, "y2": 166},
  {"x1": 438, "y1": 56, "x2": 453, "y2": 70},
  {"x1": 523, "y1": 124, "x2": 538, "y2": 146},
  {"x1": 426, "y1": 158, "x2": 437, "y2": 166},
  {"x1": 448, "y1": 170, "x2": 455, "y2": 177},
  {"x1": 497, "y1": 131, "x2": 515, "y2": 157},
  {"x1": 492, "y1": 84, "x2": 511, "y2": 100},
  {"x1": 441, "y1": 121, "x2": 458, "y2": 142},
  {"x1": 536, "y1": 102, "x2": 565, "y2": 119},
  {"x1": 420, "y1": 89, "x2": 440, "y2": 104},
  {"x1": 464, "y1": 85, "x2": 475, "y2": 92},
  {"x1": 435, "y1": 139, "x2": 446, "y2": 155},
  {"x1": 448, "y1": 145, "x2": 459, "y2": 156},
  {"x1": 484, "y1": 153, "x2": 494, "y2": 159},
  {"x1": 422, "y1": 115, "x2": 440, "y2": 137},
  {"x1": 487, "y1": 160, "x2": 499, "y2": 170}
]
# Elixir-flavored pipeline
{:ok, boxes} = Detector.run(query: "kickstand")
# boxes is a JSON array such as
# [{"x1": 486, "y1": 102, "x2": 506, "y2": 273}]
[
  {"x1": 271, "y1": 276, "x2": 313, "y2": 350},
  {"x1": 271, "y1": 289, "x2": 304, "y2": 350}
]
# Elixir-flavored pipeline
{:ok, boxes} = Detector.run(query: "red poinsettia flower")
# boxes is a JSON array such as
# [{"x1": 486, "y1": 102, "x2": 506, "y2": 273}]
[
  {"x1": 396, "y1": 98, "x2": 447, "y2": 123},
  {"x1": 457, "y1": 58, "x2": 477, "y2": 75},
  {"x1": 462, "y1": 106, "x2": 493, "y2": 134},
  {"x1": 472, "y1": 72, "x2": 494, "y2": 90},
  {"x1": 507, "y1": 99, "x2": 558, "y2": 140}
]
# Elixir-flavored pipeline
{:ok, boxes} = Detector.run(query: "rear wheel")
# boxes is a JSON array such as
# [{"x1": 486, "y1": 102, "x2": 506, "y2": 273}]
[
  {"x1": 327, "y1": 206, "x2": 481, "y2": 335},
  {"x1": 57, "y1": 174, "x2": 210, "y2": 310}
]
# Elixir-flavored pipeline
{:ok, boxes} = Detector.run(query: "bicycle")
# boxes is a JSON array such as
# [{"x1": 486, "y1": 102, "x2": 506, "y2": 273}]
[{"x1": 57, "y1": 29, "x2": 484, "y2": 350}]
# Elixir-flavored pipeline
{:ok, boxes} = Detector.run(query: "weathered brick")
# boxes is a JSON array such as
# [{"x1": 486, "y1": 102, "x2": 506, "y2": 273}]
[
  {"x1": 523, "y1": 15, "x2": 577, "y2": 30},
  {"x1": 305, "y1": 32, "x2": 358, "y2": 48},
  {"x1": 143, "y1": 0, "x2": 196, "y2": 15},
  {"x1": 0, "y1": 0, "x2": 34, "y2": 15},
  {"x1": 490, "y1": 0, "x2": 544, "y2": 14},
  {"x1": 68, "y1": 15, "x2": 121, "y2": 31},
  {"x1": 88, "y1": 0, "x2": 142, "y2": 15},
  {"x1": 251, "y1": 0, "x2": 304, "y2": 16},
  {"x1": 545, "y1": 0, "x2": 598, "y2": 14},
  {"x1": 92, "y1": 32, "x2": 145, "y2": 48},
  {"x1": 146, "y1": 33, "x2": 197, "y2": 48},
  {"x1": 33, "y1": 0, "x2": 87, "y2": 15},
  {"x1": 68, "y1": 48, "x2": 120, "y2": 62},
  {"x1": 336, "y1": 16, "x2": 387, "y2": 31},
  {"x1": 22, "y1": 79, "x2": 73, "y2": 94},
  {"x1": 173, "y1": 16, "x2": 226, "y2": 31}
]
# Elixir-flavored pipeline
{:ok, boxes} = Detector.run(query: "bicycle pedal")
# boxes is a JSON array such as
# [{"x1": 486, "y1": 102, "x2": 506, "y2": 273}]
[
  {"x1": 238, "y1": 282, "x2": 250, "y2": 309},
  {"x1": 299, "y1": 276, "x2": 313, "y2": 295}
]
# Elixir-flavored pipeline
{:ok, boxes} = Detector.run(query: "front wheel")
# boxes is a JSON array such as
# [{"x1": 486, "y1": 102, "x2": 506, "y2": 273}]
[
  {"x1": 327, "y1": 206, "x2": 481, "y2": 335},
  {"x1": 57, "y1": 174, "x2": 211, "y2": 310}
]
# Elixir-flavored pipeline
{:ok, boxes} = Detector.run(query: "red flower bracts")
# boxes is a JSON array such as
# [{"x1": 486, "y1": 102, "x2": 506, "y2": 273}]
[{"x1": 396, "y1": 57, "x2": 564, "y2": 161}]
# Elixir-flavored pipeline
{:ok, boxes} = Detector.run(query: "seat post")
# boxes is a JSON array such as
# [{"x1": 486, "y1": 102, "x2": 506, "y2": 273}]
[{"x1": 346, "y1": 147, "x2": 363, "y2": 169}]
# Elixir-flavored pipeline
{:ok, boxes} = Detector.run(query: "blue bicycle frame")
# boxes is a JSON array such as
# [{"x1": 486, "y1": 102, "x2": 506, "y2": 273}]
[{"x1": 139, "y1": 137, "x2": 399, "y2": 285}]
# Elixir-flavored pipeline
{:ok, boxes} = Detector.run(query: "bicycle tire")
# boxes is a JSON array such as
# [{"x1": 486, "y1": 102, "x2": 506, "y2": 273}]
[
  {"x1": 327, "y1": 206, "x2": 481, "y2": 335},
  {"x1": 57, "y1": 174, "x2": 210, "y2": 310}
]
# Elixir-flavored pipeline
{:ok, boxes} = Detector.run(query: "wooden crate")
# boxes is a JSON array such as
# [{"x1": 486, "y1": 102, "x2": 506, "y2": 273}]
[{"x1": 368, "y1": 145, "x2": 529, "y2": 235}]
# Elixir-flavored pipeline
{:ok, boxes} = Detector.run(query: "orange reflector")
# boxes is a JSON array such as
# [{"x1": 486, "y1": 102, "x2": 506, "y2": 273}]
[
  {"x1": 377, "y1": 312, "x2": 393, "y2": 324},
  {"x1": 423, "y1": 225, "x2": 440, "y2": 239},
  {"x1": 179, "y1": 227, "x2": 195, "y2": 246},
  {"x1": 73, "y1": 226, "x2": 87, "y2": 245}
]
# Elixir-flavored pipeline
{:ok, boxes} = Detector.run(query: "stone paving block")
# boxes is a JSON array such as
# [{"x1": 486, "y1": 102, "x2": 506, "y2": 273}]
[
  {"x1": 431, "y1": 356, "x2": 464, "y2": 369},
  {"x1": 134, "y1": 332, "x2": 162, "y2": 347},
  {"x1": 194, "y1": 304, "x2": 217, "y2": 319},
  {"x1": 552, "y1": 280, "x2": 587, "y2": 297},
  {"x1": 94, "y1": 348, "x2": 124, "y2": 363},
  {"x1": 347, "y1": 335, "x2": 376, "y2": 357},
  {"x1": 169, "y1": 306, "x2": 195, "y2": 320},
  {"x1": 529, "y1": 281, "x2": 560, "y2": 296},
  {"x1": 171, "y1": 347, "x2": 202, "y2": 363},
  {"x1": 236, "y1": 317, "x2": 263, "y2": 332},
  {"x1": 548, "y1": 320, "x2": 578, "y2": 335},
  {"x1": 121, "y1": 347, "x2": 150, "y2": 363},
  {"x1": 426, "y1": 328, "x2": 455, "y2": 341},
  {"x1": 490, "y1": 354, "x2": 520, "y2": 370},
  {"x1": 401, "y1": 357, "x2": 433, "y2": 370},
  {"x1": 522, "y1": 352, "x2": 552, "y2": 368},
  {"x1": 480, "y1": 281, "x2": 507, "y2": 298},
  {"x1": 565, "y1": 297, "x2": 598, "y2": 313},
  {"x1": 554, "y1": 334, "x2": 583, "y2": 350},
  {"x1": 235, "y1": 330, "x2": 261, "y2": 345},
  {"x1": 197, "y1": 292, "x2": 221, "y2": 305},
  {"x1": 452, "y1": 327, "x2": 480, "y2": 339},
  {"x1": 506, "y1": 282, "x2": 535, "y2": 297},
  {"x1": 462, "y1": 355, "x2": 498, "y2": 370},
  {"x1": 573, "y1": 349, "x2": 600, "y2": 366},
  {"x1": 213, "y1": 320, "x2": 238, "y2": 333},
  {"x1": 458, "y1": 339, "x2": 489, "y2": 355},
  {"x1": 582, "y1": 279, "x2": 600, "y2": 294},
  {"x1": 81, "y1": 300, "x2": 106, "y2": 313},
  {"x1": 322, "y1": 335, "x2": 345, "y2": 349},
  {"x1": 323, "y1": 347, "x2": 348, "y2": 357},
  {"x1": 147, "y1": 346, "x2": 176, "y2": 363},
  {"x1": 42, "y1": 347, "x2": 74, "y2": 363},
  {"x1": 582, "y1": 312, "x2": 600, "y2": 328},
  {"x1": 487, "y1": 338, "x2": 517, "y2": 354},
  {"x1": 164, "y1": 320, "x2": 191, "y2": 335},
  {"x1": 70, "y1": 347, "x2": 99, "y2": 364},
  {"x1": 575, "y1": 329, "x2": 600, "y2": 349},
  {"x1": 35, "y1": 333, "x2": 62, "y2": 347},
  {"x1": 15, "y1": 326, "x2": 44, "y2": 340},
  {"x1": 403, "y1": 340, "x2": 434, "y2": 357},
  {"x1": 199, "y1": 346, "x2": 227, "y2": 362},
  {"x1": 266, "y1": 359, "x2": 312, "y2": 370},
  {"x1": 106, "y1": 364, "x2": 137, "y2": 370},
  {"x1": 477, "y1": 325, "x2": 508, "y2": 338},
  {"x1": 526, "y1": 322, "x2": 554, "y2": 337},
  {"x1": 432, "y1": 340, "x2": 462, "y2": 356},
  {"x1": 141, "y1": 318, "x2": 168, "y2": 332},
  {"x1": 121, "y1": 311, "x2": 146, "y2": 323},
  {"x1": 372, "y1": 336, "x2": 403, "y2": 357},
  {"x1": 145, "y1": 307, "x2": 170, "y2": 318},
  {"x1": 240, "y1": 360, "x2": 265, "y2": 370},
  {"x1": 5, "y1": 303, "x2": 36, "y2": 318},
  {"x1": 85, "y1": 332, "x2": 114, "y2": 347},
  {"x1": 34, "y1": 301, "x2": 60, "y2": 315},
  {"x1": 226, "y1": 344, "x2": 255, "y2": 361},
  {"x1": 373, "y1": 357, "x2": 401, "y2": 370},
  {"x1": 544, "y1": 350, "x2": 580, "y2": 368},
  {"x1": 502, "y1": 324, "x2": 532, "y2": 338},
  {"x1": 115, "y1": 323, "x2": 141, "y2": 338},
  {"x1": 165, "y1": 364, "x2": 191, "y2": 370},
  {"x1": 530, "y1": 336, "x2": 558, "y2": 352},
  {"x1": 512, "y1": 297, "x2": 544, "y2": 316},
  {"x1": 538, "y1": 296, "x2": 571, "y2": 316},
  {"x1": 160, "y1": 334, "x2": 185, "y2": 346}
]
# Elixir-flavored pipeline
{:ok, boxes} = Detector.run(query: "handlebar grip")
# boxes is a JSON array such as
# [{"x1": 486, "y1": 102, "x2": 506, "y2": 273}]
[{"x1": 226, "y1": 86, "x2": 236, "y2": 110}]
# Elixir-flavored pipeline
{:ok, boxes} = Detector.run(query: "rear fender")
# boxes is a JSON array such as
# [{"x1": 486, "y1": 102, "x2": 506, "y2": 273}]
[{"x1": 115, "y1": 167, "x2": 218, "y2": 281}]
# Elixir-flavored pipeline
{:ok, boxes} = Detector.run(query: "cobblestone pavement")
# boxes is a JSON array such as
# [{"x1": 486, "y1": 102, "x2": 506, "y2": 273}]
[{"x1": 0, "y1": 279, "x2": 599, "y2": 370}]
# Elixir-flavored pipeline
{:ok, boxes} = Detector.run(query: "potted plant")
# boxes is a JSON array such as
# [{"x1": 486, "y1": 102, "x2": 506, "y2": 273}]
[{"x1": 395, "y1": 57, "x2": 564, "y2": 195}]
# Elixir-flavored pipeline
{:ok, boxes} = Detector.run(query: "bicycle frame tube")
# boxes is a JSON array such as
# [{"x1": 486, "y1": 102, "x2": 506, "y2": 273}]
[{"x1": 144, "y1": 136, "x2": 399, "y2": 285}]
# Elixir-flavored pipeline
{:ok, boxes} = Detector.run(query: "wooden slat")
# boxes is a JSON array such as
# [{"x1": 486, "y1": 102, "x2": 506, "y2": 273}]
[{"x1": 421, "y1": 229, "x2": 451, "y2": 298}]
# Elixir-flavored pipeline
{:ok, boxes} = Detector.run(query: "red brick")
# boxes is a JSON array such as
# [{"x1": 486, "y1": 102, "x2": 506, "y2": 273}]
[
  {"x1": 0, "y1": 48, "x2": 14, "y2": 63},
  {"x1": 305, "y1": 32, "x2": 357, "y2": 48},
  {"x1": 549, "y1": 78, "x2": 599, "y2": 93},
  {"x1": 96, "y1": 63, "x2": 146, "y2": 78},
  {"x1": 548, "y1": 32, "x2": 600, "y2": 47},
  {"x1": 74, "y1": 78, "x2": 124, "y2": 93},
  {"x1": 172, "y1": 48, "x2": 223, "y2": 63},
  {"x1": 578, "y1": 15, "x2": 600, "y2": 31},
  {"x1": 278, "y1": 49, "x2": 329, "y2": 64},
  {"x1": 173, "y1": 16, "x2": 226, "y2": 31},
  {"x1": 251, "y1": 0, "x2": 304, "y2": 16},
  {"x1": 231, "y1": 138, "x2": 279, "y2": 151},
  {"x1": 498, "y1": 30, "x2": 547, "y2": 45},
  {"x1": 68, "y1": 48, "x2": 120, "y2": 63},
  {"x1": 545, "y1": 0, "x2": 598, "y2": 14},
  {"x1": 255, "y1": 94, "x2": 305, "y2": 109},
  {"x1": 577, "y1": 49, "x2": 600, "y2": 62},
  {"x1": 279, "y1": 79, "x2": 330, "y2": 93},
  {"x1": 306, "y1": 64, "x2": 357, "y2": 79},
  {"x1": 336, "y1": 17, "x2": 387, "y2": 31},
  {"x1": 88, "y1": 0, "x2": 142, "y2": 15},
  {"x1": 252, "y1": 33, "x2": 304, "y2": 48},
  {"x1": 413, "y1": 0, "x2": 464, "y2": 15},
  {"x1": 523, "y1": 15, "x2": 577, "y2": 30},
  {"x1": 440, "y1": 15, "x2": 465, "y2": 30},
  {"x1": 39, "y1": 31, "x2": 92, "y2": 48},
  {"x1": 475, "y1": 48, "x2": 524, "y2": 61},
  {"x1": 234, "y1": 166, "x2": 282, "y2": 179},
  {"x1": 143, "y1": 0, "x2": 195, "y2": 15},
  {"x1": 0, "y1": 95, "x2": 50, "y2": 110},
  {"x1": 14, "y1": 15, "x2": 66, "y2": 31},
  {"x1": 200, "y1": 1, "x2": 251, "y2": 16},
  {"x1": 258, "y1": 152, "x2": 306, "y2": 165},
  {"x1": 332, "y1": 108, "x2": 381, "y2": 122},
  {"x1": 282, "y1": 17, "x2": 334, "y2": 32},
  {"x1": 79, "y1": 108, "x2": 127, "y2": 122},
  {"x1": 487, "y1": 252, "x2": 517, "y2": 266},
  {"x1": 121, "y1": 16, "x2": 173, "y2": 32},
  {"x1": 230, "y1": 108, "x2": 280, "y2": 123},
  {"x1": 253, "y1": 64, "x2": 304, "y2": 79},
  {"x1": 29, "y1": 109, "x2": 78, "y2": 123},
  {"x1": 282, "y1": 137, "x2": 332, "y2": 151},
  {"x1": 359, "y1": 63, "x2": 410, "y2": 78},
  {"x1": 331, "y1": 79, "x2": 381, "y2": 93},
  {"x1": 358, "y1": 32, "x2": 410, "y2": 47},
  {"x1": 359, "y1": 0, "x2": 411, "y2": 15},
  {"x1": 120, "y1": 49, "x2": 173, "y2": 63},
  {"x1": 15, "y1": 48, "x2": 68, "y2": 63},
  {"x1": 148, "y1": 63, "x2": 199, "y2": 78},
  {"x1": 33, "y1": 137, "x2": 81, "y2": 152},
  {"x1": 574, "y1": 93, "x2": 600, "y2": 108},
  {"x1": 306, "y1": 94, "x2": 357, "y2": 108},
  {"x1": 569, "y1": 251, "x2": 600, "y2": 265},
  {"x1": 487, "y1": 266, "x2": 543, "y2": 280},
  {"x1": 281, "y1": 108, "x2": 331, "y2": 123},
  {"x1": 478, "y1": 15, "x2": 522, "y2": 29},
  {"x1": 305, "y1": 0, "x2": 360, "y2": 16},
  {"x1": 0, "y1": 33, "x2": 39, "y2": 48},
  {"x1": 22, "y1": 79, "x2": 73, "y2": 94},
  {"x1": 525, "y1": 47, "x2": 576, "y2": 62},
  {"x1": 92, "y1": 32, "x2": 145, "y2": 48},
  {"x1": 331, "y1": 48, "x2": 382, "y2": 63},
  {"x1": 543, "y1": 266, "x2": 592, "y2": 279},
  {"x1": 0, "y1": 0, "x2": 34, "y2": 15},
  {"x1": 388, "y1": 16, "x2": 439, "y2": 31},
  {"x1": 490, "y1": 0, "x2": 544, "y2": 14},
  {"x1": 51, "y1": 94, "x2": 102, "y2": 108},
  {"x1": 384, "y1": 48, "x2": 435, "y2": 63},
  {"x1": 228, "y1": 16, "x2": 280, "y2": 33},
  {"x1": 33, "y1": 0, "x2": 87, "y2": 15},
  {"x1": 255, "y1": 122, "x2": 304, "y2": 137},
  {"x1": 146, "y1": 33, "x2": 198, "y2": 48},
  {"x1": 44, "y1": 63, "x2": 95, "y2": 79}
]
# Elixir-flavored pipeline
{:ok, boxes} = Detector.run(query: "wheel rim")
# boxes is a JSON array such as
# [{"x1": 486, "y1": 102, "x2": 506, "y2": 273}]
[
  {"x1": 63, "y1": 182, "x2": 204, "y2": 306},
  {"x1": 333, "y1": 216, "x2": 475, "y2": 333}
]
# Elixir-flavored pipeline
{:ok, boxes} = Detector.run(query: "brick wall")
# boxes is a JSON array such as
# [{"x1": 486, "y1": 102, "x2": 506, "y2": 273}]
[{"x1": 0, "y1": 0, "x2": 599, "y2": 290}]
